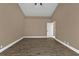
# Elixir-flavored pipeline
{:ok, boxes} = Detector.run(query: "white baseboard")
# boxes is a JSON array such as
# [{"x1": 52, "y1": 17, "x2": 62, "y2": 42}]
[
  {"x1": 52, "y1": 36, "x2": 79, "y2": 54},
  {"x1": 0, "y1": 36, "x2": 51, "y2": 53},
  {"x1": 23, "y1": 36, "x2": 48, "y2": 38},
  {"x1": 0, "y1": 36, "x2": 24, "y2": 53},
  {"x1": 1, "y1": 36, "x2": 79, "y2": 54}
]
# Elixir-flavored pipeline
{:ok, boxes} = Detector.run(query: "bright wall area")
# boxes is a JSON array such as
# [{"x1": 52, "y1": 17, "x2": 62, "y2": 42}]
[
  {"x1": 0, "y1": 4, "x2": 24, "y2": 48},
  {"x1": 52, "y1": 3, "x2": 79, "y2": 49},
  {"x1": 24, "y1": 17, "x2": 51, "y2": 36}
]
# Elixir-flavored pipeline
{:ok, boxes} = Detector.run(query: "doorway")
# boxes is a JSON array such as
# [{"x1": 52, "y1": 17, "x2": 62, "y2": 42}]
[{"x1": 47, "y1": 21, "x2": 56, "y2": 37}]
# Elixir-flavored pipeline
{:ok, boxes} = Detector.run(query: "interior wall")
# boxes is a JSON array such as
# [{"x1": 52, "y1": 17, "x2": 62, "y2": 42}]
[
  {"x1": 24, "y1": 17, "x2": 51, "y2": 36},
  {"x1": 0, "y1": 4, "x2": 24, "y2": 48},
  {"x1": 52, "y1": 3, "x2": 79, "y2": 49}
]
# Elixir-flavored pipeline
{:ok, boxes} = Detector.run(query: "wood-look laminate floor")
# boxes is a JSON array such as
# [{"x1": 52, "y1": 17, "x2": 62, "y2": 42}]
[{"x1": 0, "y1": 38, "x2": 79, "y2": 56}]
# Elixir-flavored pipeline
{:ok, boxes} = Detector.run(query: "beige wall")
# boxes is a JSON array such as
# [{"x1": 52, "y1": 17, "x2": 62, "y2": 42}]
[
  {"x1": 52, "y1": 3, "x2": 79, "y2": 49},
  {"x1": 2, "y1": 3, "x2": 79, "y2": 50},
  {"x1": 24, "y1": 17, "x2": 51, "y2": 36},
  {"x1": 0, "y1": 4, "x2": 24, "y2": 48}
]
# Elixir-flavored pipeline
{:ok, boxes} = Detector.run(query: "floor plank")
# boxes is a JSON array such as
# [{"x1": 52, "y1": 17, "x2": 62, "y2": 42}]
[{"x1": 0, "y1": 38, "x2": 79, "y2": 56}]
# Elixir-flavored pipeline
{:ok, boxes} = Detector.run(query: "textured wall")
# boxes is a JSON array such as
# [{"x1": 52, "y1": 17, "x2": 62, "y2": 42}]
[
  {"x1": 24, "y1": 17, "x2": 51, "y2": 36},
  {"x1": 52, "y1": 3, "x2": 79, "y2": 49},
  {"x1": 0, "y1": 4, "x2": 24, "y2": 48}
]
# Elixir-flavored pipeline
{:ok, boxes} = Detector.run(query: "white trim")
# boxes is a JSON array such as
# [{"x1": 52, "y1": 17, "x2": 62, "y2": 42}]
[
  {"x1": 23, "y1": 36, "x2": 49, "y2": 38},
  {"x1": 0, "y1": 37, "x2": 24, "y2": 53},
  {"x1": 0, "y1": 36, "x2": 79, "y2": 54},
  {"x1": 0, "y1": 36, "x2": 51, "y2": 53},
  {"x1": 52, "y1": 36, "x2": 79, "y2": 54}
]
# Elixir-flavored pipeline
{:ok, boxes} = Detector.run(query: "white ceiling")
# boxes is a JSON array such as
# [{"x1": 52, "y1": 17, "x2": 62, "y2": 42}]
[{"x1": 19, "y1": 3, "x2": 58, "y2": 17}]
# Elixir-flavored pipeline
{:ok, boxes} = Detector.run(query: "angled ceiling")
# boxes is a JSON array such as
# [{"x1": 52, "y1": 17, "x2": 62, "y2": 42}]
[{"x1": 19, "y1": 3, "x2": 58, "y2": 17}]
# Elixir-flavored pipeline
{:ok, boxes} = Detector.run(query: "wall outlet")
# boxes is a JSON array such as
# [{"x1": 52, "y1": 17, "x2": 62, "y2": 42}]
[{"x1": 64, "y1": 41, "x2": 70, "y2": 45}]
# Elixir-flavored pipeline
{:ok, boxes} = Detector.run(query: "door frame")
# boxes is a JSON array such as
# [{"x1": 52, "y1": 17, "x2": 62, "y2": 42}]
[{"x1": 47, "y1": 21, "x2": 56, "y2": 37}]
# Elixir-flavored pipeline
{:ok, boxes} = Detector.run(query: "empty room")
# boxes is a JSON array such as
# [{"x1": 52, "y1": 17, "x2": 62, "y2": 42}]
[{"x1": 0, "y1": 3, "x2": 79, "y2": 56}]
